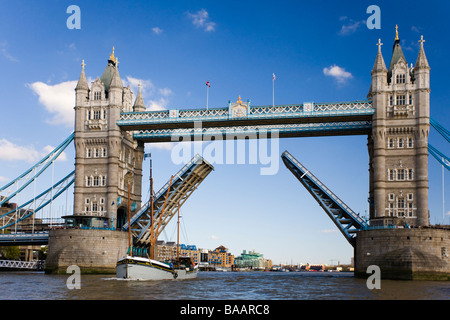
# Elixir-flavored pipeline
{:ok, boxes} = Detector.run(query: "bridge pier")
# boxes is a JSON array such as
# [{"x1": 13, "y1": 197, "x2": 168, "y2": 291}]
[
  {"x1": 354, "y1": 228, "x2": 450, "y2": 280},
  {"x1": 45, "y1": 229, "x2": 128, "y2": 274}
]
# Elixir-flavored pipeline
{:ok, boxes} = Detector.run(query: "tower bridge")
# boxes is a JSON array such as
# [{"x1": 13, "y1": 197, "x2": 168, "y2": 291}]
[{"x1": 1, "y1": 31, "x2": 449, "y2": 279}]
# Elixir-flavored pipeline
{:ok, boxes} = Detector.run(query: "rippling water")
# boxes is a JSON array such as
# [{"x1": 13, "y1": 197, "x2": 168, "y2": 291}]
[{"x1": 0, "y1": 271, "x2": 448, "y2": 300}]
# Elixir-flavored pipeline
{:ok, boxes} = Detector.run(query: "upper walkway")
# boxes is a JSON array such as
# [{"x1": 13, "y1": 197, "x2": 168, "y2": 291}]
[{"x1": 117, "y1": 100, "x2": 374, "y2": 142}]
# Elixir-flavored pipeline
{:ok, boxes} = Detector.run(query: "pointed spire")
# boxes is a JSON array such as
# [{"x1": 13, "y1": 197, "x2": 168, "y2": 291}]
[
  {"x1": 372, "y1": 38, "x2": 387, "y2": 72},
  {"x1": 415, "y1": 35, "x2": 430, "y2": 69},
  {"x1": 109, "y1": 63, "x2": 123, "y2": 89},
  {"x1": 133, "y1": 81, "x2": 146, "y2": 112},
  {"x1": 76, "y1": 59, "x2": 89, "y2": 91},
  {"x1": 109, "y1": 46, "x2": 117, "y2": 65}
]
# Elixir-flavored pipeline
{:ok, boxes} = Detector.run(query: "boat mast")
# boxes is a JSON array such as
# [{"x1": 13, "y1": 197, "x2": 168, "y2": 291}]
[
  {"x1": 151, "y1": 175, "x2": 173, "y2": 257},
  {"x1": 177, "y1": 203, "x2": 180, "y2": 261},
  {"x1": 149, "y1": 155, "x2": 154, "y2": 260}
]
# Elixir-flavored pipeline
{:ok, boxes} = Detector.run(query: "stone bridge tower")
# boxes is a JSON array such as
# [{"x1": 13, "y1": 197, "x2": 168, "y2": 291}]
[
  {"x1": 70, "y1": 48, "x2": 146, "y2": 230},
  {"x1": 368, "y1": 28, "x2": 430, "y2": 227}
]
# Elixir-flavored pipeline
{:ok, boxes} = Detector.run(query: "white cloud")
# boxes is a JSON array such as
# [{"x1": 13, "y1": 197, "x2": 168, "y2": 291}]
[
  {"x1": 323, "y1": 65, "x2": 353, "y2": 84},
  {"x1": 0, "y1": 140, "x2": 67, "y2": 163},
  {"x1": 339, "y1": 19, "x2": 365, "y2": 35},
  {"x1": 320, "y1": 229, "x2": 338, "y2": 233},
  {"x1": 42, "y1": 145, "x2": 67, "y2": 162},
  {"x1": 152, "y1": 27, "x2": 163, "y2": 35},
  {"x1": 187, "y1": 9, "x2": 216, "y2": 32},
  {"x1": 411, "y1": 26, "x2": 422, "y2": 33},
  {"x1": 0, "y1": 41, "x2": 19, "y2": 62},
  {"x1": 27, "y1": 80, "x2": 77, "y2": 127},
  {"x1": 0, "y1": 139, "x2": 40, "y2": 162},
  {"x1": 125, "y1": 76, "x2": 173, "y2": 111},
  {"x1": 210, "y1": 235, "x2": 220, "y2": 240}
]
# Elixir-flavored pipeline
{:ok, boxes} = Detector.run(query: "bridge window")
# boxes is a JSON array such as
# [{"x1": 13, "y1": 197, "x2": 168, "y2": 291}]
[
  {"x1": 407, "y1": 137, "x2": 414, "y2": 148},
  {"x1": 388, "y1": 193, "x2": 395, "y2": 201},
  {"x1": 396, "y1": 95, "x2": 406, "y2": 105},
  {"x1": 397, "y1": 169, "x2": 405, "y2": 181},
  {"x1": 102, "y1": 176, "x2": 106, "y2": 186},
  {"x1": 408, "y1": 203, "x2": 414, "y2": 216},
  {"x1": 398, "y1": 138, "x2": 404, "y2": 148},
  {"x1": 408, "y1": 169, "x2": 414, "y2": 180},
  {"x1": 397, "y1": 198, "x2": 405, "y2": 216},
  {"x1": 93, "y1": 110, "x2": 101, "y2": 120},
  {"x1": 388, "y1": 169, "x2": 394, "y2": 181},
  {"x1": 87, "y1": 110, "x2": 91, "y2": 120},
  {"x1": 93, "y1": 176, "x2": 99, "y2": 186},
  {"x1": 407, "y1": 193, "x2": 413, "y2": 201},
  {"x1": 94, "y1": 91, "x2": 101, "y2": 101},
  {"x1": 102, "y1": 148, "x2": 107, "y2": 157},
  {"x1": 389, "y1": 96, "x2": 393, "y2": 106},
  {"x1": 86, "y1": 176, "x2": 91, "y2": 187},
  {"x1": 86, "y1": 148, "x2": 91, "y2": 158},
  {"x1": 409, "y1": 94, "x2": 412, "y2": 105},
  {"x1": 94, "y1": 148, "x2": 99, "y2": 158},
  {"x1": 396, "y1": 74, "x2": 406, "y2": 84},
  {"x1": 388, "y1": 138, "x2": 394, "y2": 148},
  {"x1": 388, "y1": 203, "x2": 394, "y2": 216},
  {"x1": 92, "y1": 203, "x2": 98, "y2": 212}
]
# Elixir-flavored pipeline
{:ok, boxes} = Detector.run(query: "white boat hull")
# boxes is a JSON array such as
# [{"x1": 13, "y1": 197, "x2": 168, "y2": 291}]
[{"x1": 116, "y1": 256, "x2": 198, "y2": 280}]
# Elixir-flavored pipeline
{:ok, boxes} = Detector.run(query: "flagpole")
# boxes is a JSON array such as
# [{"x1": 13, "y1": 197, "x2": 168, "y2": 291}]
[
  {"x1": 272, "y1": 73, "x2": 275, "y2": 107},
  {"x1": 206, "y1": 81, "x2": 210, "y2": 110}
]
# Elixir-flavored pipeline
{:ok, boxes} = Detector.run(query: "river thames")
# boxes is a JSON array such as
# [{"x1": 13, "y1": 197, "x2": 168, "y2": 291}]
[{"x1": 0, "y1": 270, "x2": 448, "y2": 300}]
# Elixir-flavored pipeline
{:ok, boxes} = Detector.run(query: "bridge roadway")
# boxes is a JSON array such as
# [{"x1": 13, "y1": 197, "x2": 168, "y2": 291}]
[
  {"x1": 0, "y1": 232, "x2": 49, "y2": 246},
  {"x1": 117, "y1": 100, "x2": 374, "y2": 142}
]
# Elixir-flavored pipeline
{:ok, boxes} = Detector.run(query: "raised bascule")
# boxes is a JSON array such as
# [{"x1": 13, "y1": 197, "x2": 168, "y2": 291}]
[{"x1": 1, "y1": 30, "x2": 449, "y2": 279}]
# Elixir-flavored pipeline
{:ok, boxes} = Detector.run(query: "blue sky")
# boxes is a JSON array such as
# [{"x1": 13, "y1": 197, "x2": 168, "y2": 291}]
[{"x1": 0, "y1": 0, "x2": 449, "y2": 265}]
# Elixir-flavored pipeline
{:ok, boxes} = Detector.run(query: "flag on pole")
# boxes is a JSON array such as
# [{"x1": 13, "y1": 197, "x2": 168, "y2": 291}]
[
  {"x1": 273, "y1": 73, "x2": 276, "y2": 81},
  {"x1": 206, "y1": 81, "x2": 211, "y2": 87}
]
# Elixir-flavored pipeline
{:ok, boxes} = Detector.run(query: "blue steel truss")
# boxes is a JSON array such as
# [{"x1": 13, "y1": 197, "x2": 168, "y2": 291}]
[
  {"x1": 132, "y1": 121, "x2": 372, "y2": 142},
  {"x1": 281, "y1": 151, "x2": 366, "y2": 246},
  {"x1": 429, "y1": 117, "x2": 450, "y2": 170},
  {"x1": 0, "y1": 133, "x2": 74, "y2": 207},
  {"x1": 430, "y1": 118, "x2": 450, "y2": 143},
  {"x1": 428, "y1": 144, "x2": 450, "y2": 171},
  {"x1": 0, "y1": 171, "x2": 75, "y2": 230},
  {"x1": 117, "y1": 100, "x2": 374, "y2": 142},
  {"x1": 119, "y1": 100, "x2": 373, "y2": 126},
  {"x1": 123, "y1": 154, "x2": 214, "y2": 246}
]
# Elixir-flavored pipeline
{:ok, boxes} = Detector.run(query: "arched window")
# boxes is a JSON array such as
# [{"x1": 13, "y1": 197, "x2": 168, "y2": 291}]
[
  {"x1": 396, "y1": 74, "x2": 406, "y2": 84},
  {"x1": 94, "y1": 91, "x2": 101, "y2": 100}
]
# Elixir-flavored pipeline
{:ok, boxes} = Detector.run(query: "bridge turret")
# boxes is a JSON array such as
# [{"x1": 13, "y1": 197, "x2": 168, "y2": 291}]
[
  {"x1": 133, "y1": 82, "x2": 146, "y2": 112},
  {"x1": 75, "y1": 60, "x2": 89, "y2": 116},
  {"x1": 70, "y1": 49, "x2": 144, "y2": 230},
  {"x1": 368, "y1": 26, "x2": 430, "y2": 227}
]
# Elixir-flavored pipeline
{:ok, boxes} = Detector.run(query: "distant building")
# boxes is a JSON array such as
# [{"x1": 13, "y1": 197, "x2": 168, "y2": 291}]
[
  {"x1": 208, "y1": 245, "x2": 234, "y2": 268},
  {"x1": 234, "y1": 249, "x2": 272, "y2": 270},
  {"x1": 153, "y1": 242, "x2": 235, "y2": 269}
]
